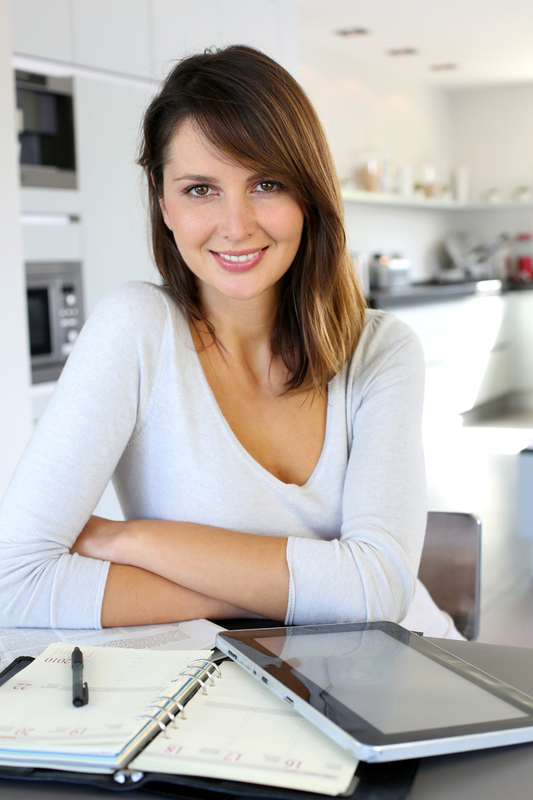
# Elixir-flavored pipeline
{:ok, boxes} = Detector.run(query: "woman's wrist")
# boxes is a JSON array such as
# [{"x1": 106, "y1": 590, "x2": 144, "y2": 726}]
[{"x1": 108, "y1": 518, "x2": 144, "y2": 565}]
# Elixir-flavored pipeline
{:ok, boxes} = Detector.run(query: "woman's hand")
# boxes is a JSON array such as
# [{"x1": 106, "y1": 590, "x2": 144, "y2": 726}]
[{"x1": 70, "y1": 515, "x2": 129, "y2": 563}]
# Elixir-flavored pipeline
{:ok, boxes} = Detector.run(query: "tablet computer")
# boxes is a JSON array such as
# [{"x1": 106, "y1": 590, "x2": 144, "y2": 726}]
[{"x1": 215, "y1": 622, "x2": 533, "y2": 763}]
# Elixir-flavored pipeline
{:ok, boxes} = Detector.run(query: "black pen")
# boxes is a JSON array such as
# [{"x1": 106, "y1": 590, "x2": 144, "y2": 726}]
[{"x1": 71, "y1": 646, "x2": 89, "y2": 707}]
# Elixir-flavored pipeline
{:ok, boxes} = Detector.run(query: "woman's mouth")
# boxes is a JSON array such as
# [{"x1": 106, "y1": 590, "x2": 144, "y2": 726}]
[{"x1": 211, "y1": 248, "x2": 267, "y2": 273}]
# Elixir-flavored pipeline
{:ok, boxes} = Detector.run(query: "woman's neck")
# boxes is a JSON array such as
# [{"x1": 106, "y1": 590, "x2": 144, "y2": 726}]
[{"x1": 191, "y1": 284, "x2": 287, "y2": 389}]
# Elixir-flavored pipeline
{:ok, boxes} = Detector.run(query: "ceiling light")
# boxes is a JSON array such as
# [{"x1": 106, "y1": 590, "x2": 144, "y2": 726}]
[
  {"x1": 388, "y1": 48, "x2": 418, "y2": 57},
  {"x1": 430, "y1": 63, "x2": 459, "y2": 72},
  {"x1": 335, "y1": 28, "x2": 371, "y2": 37}
]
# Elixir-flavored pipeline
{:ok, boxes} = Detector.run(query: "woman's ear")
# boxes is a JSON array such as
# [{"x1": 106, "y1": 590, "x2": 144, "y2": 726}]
[
  {"x1": 153, "y1": 174, "x2": 172, "y2": 231},
  {"x1": 159, "y1": 196, "x2": 172, "y2": 231}
]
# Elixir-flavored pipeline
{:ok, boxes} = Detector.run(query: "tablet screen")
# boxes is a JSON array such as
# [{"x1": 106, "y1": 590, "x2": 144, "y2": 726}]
[
  {"x1": 255, "y1": 628, "x2": 527, "y2": 733},
  {"x1": 216, "y1": 622, "x2": 533, "y2": 761}
]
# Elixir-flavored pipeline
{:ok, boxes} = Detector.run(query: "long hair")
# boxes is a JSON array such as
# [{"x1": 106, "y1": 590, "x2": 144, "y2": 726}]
[{"x1": 138, "y1": 45, "x2": 366, "y2": 391}]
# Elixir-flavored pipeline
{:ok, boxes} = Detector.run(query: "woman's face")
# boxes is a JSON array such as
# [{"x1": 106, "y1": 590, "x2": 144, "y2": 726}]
[{"x1": 159, "y1": 120, "x2": 304, "y2": 311}]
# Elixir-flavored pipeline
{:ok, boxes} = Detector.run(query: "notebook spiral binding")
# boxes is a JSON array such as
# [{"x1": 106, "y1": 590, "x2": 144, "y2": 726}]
[{"x1": 134, "y1": 658, "x2": 221, "y2": 734}]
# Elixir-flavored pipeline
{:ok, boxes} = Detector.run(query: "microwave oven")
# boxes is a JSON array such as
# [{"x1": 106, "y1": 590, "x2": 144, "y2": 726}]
[
  {"x1": 26, "y1": 262, "x2": 84, "y2": 384},
  {"x1": 16, "y1": 70, "x2": 77, "y2": 189}
]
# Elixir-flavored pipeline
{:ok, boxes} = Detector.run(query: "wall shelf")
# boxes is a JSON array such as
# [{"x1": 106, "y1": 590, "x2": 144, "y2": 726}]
[{"x1": 341, "y1": 189, "x2": 533, "y2": 212}]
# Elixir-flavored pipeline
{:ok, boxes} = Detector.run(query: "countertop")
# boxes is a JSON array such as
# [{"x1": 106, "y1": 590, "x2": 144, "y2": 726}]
[{"x1": 368, "y1": 278, "x2": 533, "y2": 309}]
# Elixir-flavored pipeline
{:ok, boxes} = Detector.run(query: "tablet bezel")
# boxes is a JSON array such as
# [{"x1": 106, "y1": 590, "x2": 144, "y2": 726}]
[{"x1": 215, "y1": 622, "x2": 533, "y2": 762}]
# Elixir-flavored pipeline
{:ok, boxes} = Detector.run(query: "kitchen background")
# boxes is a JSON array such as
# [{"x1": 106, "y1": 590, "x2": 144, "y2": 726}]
[{"x1": 2, "y1": 0, "x2": 533, "y2": 644}]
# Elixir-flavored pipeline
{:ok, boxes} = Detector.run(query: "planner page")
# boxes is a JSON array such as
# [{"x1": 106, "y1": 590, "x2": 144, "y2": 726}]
[
  {"x1": 131, "y1": 661, "x2": 358, "y2": 796},
  {"x1": 0, "y1": 643, "x2": 211, "y2": 770}
]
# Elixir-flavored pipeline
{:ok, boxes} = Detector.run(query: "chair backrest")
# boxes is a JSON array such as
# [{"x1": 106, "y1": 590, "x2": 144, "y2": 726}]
[{"x1": 417, "y1": 511, "x2": 481, "y2": 641}]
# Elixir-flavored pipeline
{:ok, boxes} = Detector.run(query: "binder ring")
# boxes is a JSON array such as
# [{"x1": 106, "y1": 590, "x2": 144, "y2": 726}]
[
  {"x1": 171, "y1": 671, "x2": 208, "y2": 694},
  {"x1": 136, "y1": 713, "x2": 167, "y2": 731},
  {"x1": 172, "y1": 667, "x2": 210, "y2": 694},
  {"x1": 187, "y1": 658, "x2": 221, "y2": 682},
  {"x1": 181, "y1": 665, "x2": 215, "y2": 687},
  {"x1": 144, "y1": 703, "x2": 176, "y2": 721},
  {"x1": 153, "y1": 696, "x2": 186, "y2": 719}
]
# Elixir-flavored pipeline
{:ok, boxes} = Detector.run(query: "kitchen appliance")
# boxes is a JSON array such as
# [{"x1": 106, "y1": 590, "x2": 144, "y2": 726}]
[
  {"x1": 369, "y1": 254, "x2": 411, "y2": 290},
  {"x1": 16, "y1": 70, "x2": 77, "y2": 189},
  {"x1": 441, "y1": 232, "x2": 510, "y2": 282},
  {"x1": 26, "y1": 262, "x2": 84, "y2": 384}
]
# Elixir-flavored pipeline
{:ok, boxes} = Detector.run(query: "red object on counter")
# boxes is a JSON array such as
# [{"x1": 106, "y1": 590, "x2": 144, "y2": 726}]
[{"x1": 514, "y1": 233, "x2": 533, "y2": 282}]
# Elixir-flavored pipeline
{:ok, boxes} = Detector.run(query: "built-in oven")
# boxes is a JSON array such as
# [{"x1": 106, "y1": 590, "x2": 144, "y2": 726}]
[
  {"x1": 16, "y1": 70, "x2": 77, "y2": 189},
  {"x1": 26, "y1": 262, "x2": 84, "y2": 384}
]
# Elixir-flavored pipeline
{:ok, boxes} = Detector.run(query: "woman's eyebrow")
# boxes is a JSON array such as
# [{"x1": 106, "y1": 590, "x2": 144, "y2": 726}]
[{"x1": 173, "y1": 173, "x2": 215, "y2": 183}]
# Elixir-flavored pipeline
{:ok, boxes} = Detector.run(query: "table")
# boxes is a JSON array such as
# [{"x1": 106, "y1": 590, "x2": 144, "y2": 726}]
[
  {"x1": 1, "y1": 638, "x2": 533, "y2": 799},
  {"x1": 410, "y1": 638, "x2": 533, "y2": 800}
]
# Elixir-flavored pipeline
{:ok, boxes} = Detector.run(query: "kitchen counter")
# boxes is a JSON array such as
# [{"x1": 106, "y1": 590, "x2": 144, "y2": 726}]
[{"x1": 367, "y1": 278, "x2": 530, "y2": 309}]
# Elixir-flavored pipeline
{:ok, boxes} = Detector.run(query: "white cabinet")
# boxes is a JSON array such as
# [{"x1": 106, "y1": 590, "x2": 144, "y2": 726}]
[
  {"x1": 11, "y1": 0, "x2": 297, "y2": 79},
  {"x1": 10, "y1": 0, "x2": 73, "y2": 62},
  {"x1": 74, "y1": 75, "x2": 158, "y2": 314},
  {"x1": 71, "y1": 0, "x2": 152, "y2": 77},
  {"x1": 508, "y1": 292, "x2": 533, "y2": 396},
  {"x1": 152, "y1": 0, "x2": 297, "y2": 79},
  {"x1": 391, "y1": 293, "x2": 512, "y2": 419}
]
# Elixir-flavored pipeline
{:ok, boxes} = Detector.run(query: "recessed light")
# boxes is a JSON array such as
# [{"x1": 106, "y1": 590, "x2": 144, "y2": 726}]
[
  {"x1": 335, "y1": 28, "x2": 371, "y2": 37},
  {"x1": 388, "y1": 48, "x2": 418, "y2": 57},
  {"x1": 430, "y1": 63, "x2": 459, "y2": 72}
]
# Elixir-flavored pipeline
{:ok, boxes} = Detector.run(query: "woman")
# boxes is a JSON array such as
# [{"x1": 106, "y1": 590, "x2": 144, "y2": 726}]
[{"x1": 0, "y1": 45, "x2": 448, "y2": 634}]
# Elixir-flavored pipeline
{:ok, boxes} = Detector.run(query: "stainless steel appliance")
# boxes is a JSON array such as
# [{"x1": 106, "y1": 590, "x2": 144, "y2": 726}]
[
  {"x1": 26, "y1": 262, "x2": 84, "y2": 384},
  {"x1": 16, "y1": 70, "x2": 77, "y2": 189}
]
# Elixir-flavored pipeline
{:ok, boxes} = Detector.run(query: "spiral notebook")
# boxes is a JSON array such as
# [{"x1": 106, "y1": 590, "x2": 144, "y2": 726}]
[{"x1": 0, "y1": 642, "x2": 358, "y2": 796}]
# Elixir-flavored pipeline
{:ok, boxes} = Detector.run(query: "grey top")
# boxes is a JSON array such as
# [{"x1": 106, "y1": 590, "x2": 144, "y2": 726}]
[{"x1": 0, "y1": 282, "x2": 427, "y2": 629}]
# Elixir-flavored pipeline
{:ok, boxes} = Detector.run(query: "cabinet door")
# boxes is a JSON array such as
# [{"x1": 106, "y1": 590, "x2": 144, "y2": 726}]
[
  {"x1": 392, "y1": 294, "x2": 510, "y2": 417},
  {"x1": 152, "y1": 0, "x2": 296, "y2": 79},
  {"x1": 74, "y1": 76, "x2": 158, "y2": 315},
  {"x1": 508, "y1": 292, "x2": 533, "y2": 394},
  {"x1": 71, "y1": 0, "x2": 152, "y2": 77},
  {"x1": 10, "y1": 0, "x2": 73, "y2": 62}
]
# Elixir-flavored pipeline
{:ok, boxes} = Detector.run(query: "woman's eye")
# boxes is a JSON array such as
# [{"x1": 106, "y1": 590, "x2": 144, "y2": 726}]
[
  {"x1": 186, "y1": 185, "x2": 211, "y2": 197},
  {"x1": 257, "y1": 180, "x2": 281, "y2": 193}
]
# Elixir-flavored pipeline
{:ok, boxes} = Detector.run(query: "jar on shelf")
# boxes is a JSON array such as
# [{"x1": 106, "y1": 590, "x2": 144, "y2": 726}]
[{"x1": 513, "y1": 233, "x2": 533, "y2": 283}]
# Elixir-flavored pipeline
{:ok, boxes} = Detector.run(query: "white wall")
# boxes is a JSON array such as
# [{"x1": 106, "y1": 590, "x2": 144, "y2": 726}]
[
  {"x1": 297, "y1": 44, "x2": 460, "y2": 280},
  {"x1": 299, "y1": 49, "x2": 455, "y2": 186},
  {"x1": 0, "y1": 0, "x2": 32, "y2": 499},
  {"x1": 298, "y1": 43, "x2": 533, "y2": 279},
  {"x1": 448, "y1": 83, "x2": 533, "y2": 204}
]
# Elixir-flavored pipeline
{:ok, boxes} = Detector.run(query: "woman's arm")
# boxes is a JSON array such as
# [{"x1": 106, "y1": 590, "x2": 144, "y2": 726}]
[
  {"x1": 0, "y1": 284, "x2": 171, "y2": 628},
  {"x1": 100, "y1": 563, "x2": 261, "y2": 626},
  {"x1": 73, "y1": 516, "x2": 289, "y2": 622},
  {"x1": 73, "y1": 312, "x2": 425, "y2": 628}
]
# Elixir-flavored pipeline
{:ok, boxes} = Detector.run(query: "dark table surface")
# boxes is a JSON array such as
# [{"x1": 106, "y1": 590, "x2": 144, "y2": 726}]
[{"x1": 1, "y1": 637, "x2": 533, "y2": 799}]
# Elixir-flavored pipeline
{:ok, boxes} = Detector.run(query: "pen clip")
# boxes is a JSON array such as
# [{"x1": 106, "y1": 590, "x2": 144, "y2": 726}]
[
  {"x1": 72, "y1": 647, "x2": 89, "y2": 708},
  {"x1": 73, "y1": 681, "x2": 89, "y2": 707}
]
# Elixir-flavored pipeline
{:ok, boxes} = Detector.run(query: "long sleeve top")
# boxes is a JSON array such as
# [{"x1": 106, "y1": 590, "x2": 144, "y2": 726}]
[{"x1": 0, "y1": 281, "x2": 427, "y2": 628}]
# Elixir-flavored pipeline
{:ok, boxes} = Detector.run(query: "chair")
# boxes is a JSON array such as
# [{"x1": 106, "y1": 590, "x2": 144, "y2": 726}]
[{"x1": 418, "y1": 511, "x2": 482, "y2": 641}]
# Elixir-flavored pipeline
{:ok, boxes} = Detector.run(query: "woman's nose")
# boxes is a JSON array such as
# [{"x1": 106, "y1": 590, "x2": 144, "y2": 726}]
[{"x1": 218, "y1": 195, "x2": 256, "y2": 241}]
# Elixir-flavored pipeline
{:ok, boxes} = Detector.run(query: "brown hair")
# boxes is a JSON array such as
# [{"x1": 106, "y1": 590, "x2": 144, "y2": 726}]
[{"x1": 138, "y1": 45, "x2": 366, "y2": 391}]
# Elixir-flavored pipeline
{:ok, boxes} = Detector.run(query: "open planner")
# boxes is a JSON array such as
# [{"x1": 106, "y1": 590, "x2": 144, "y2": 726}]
[{"x1": 0, "y1": 642, "x2": 365, "y2": 797}]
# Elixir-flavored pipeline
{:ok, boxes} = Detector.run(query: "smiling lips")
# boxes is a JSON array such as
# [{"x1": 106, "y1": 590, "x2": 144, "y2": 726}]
[{"x1": 211, "y1": 247, "x2": 267, "y2": 273}]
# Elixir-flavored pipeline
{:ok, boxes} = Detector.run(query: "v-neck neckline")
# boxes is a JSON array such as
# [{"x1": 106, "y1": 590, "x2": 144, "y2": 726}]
[{"x1": 185, "y1": 319, "x2": 334, "y2": 490}]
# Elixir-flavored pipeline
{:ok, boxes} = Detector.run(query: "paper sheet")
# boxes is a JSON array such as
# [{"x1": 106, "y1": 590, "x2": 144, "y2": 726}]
[
  {"x1": 131, "y1": 661, "x2": 359, "y2": 796},
  {"x1": 0, "y1": 619, "x2": 223, "y2": 665}
]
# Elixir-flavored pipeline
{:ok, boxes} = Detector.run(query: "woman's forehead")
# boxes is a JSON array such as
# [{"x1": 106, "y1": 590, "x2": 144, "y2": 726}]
[{"x1": 164, "y1": 120, "x2": 266, "y2": 178}]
